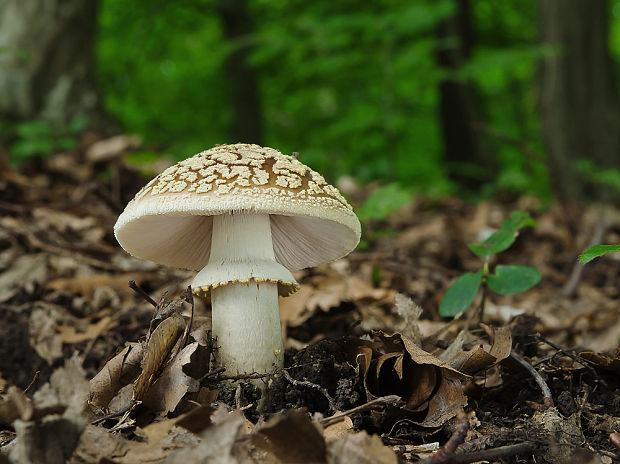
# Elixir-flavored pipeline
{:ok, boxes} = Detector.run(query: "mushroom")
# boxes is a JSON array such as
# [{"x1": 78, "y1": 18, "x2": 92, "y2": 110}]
[{"x1": 114, "y1": 143, "x2": 361, "y2": 378}]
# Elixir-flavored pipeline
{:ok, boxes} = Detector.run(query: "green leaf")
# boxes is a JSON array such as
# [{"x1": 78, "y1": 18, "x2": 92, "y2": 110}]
[
  {"x1": 486, "y1": 265, "x2": 541, "y2": 295},
  {"x1": 356, "y1": 183, "x2": 413, "y2": 222},
  {"x1": 468, "y1": 211, "x2": 537, "y2": 258},
  {"x1": 439, "y1": 270, "x2": 483, "y2": 317},
  {"x1": 578, "y1": 244, "x2": 620, "y2": 264}
]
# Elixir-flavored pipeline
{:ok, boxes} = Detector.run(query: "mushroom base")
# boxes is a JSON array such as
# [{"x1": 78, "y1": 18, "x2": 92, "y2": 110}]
[{"x1": 211, "y1": 280, "x2": 284, "y2": 376}]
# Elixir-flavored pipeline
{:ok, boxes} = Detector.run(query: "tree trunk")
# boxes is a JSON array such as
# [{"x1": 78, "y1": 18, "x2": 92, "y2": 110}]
[
  {"x1": 216, "y1": 0, "x2": 263, "y2": 145},
  {"x1": 539, "y1": 0, "x2": 620, "y2": 202},
  {"x1": 0, "y1": 0, "x2": 109, "y2": 129},
  {"x1": 437, "y1": 0, "x2": 491, "y2": 190}
]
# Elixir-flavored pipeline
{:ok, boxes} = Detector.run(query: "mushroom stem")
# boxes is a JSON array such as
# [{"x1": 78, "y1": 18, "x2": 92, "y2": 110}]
[{"x1": 203, "y1": 213, "x2": 284, "y2": 376}]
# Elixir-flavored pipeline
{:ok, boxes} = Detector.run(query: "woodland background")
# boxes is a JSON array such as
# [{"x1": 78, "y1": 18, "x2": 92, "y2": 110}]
[
  {"x1": 3, "y1": 0, "x2": 620, "y2": 202},
  {"x1": 1, "y1": 1, "x2": 620, "y2": 463}
]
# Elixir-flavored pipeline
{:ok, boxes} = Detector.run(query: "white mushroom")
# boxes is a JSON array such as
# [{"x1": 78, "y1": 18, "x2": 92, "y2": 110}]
[{"x1": 114, "y1": 143, "x2": 361, "y2": 378}]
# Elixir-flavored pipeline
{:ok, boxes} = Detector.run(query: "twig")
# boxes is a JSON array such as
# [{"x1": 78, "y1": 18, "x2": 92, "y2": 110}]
[
  {"x1": 509, "y1": 351, "x2": 553, "y2": 408},
  {"x1": 320, "y1": 395, "x2": 403, "y2": 427},
  {"x1": 128, "y1": 280, "x2": 158, "y2": 307},
  {"x1": 534, "y1": 335, "x2": 607, "y2": 388},
  {"x1": 23, "y1": 371, "x2": 40, "y2": 394},
  {"x1": 418, "y1": 411, "x2": 469, "y2": 463},
  {"x1": 180, "y1": 286, "x2": 194, "y2": 348},
  {"x1": 563, "y1": 216, "x2": 612, "y2": 297},
  {"x1": 91, "y1": 400, "x2": 140, "y2": 425},
  {"x1": 433, "y1": 442, "x2": 538, "y2": 464},
  {"x1": 281, "y1": 369, "x2": 338, "y2": 413}
]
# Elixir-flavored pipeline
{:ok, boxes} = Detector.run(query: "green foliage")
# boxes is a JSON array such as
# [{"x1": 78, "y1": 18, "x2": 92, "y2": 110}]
[
  {"x1": 439, "y1": 211, "x2": 540, "y2": 317},
  {"x1": 8, "y1": 117, "x2": 87, "y2": 164},
  {"x1": 96, "y1": 0, "x2": 547, "y2": 196},
  {"x1": 486, "y1": 264, "x2": 541, "y2": 295},
  {"x1": 579, "y1": 244, "x2": 620, "y2": 264},
  {"x1": 438, "y1": 270, "x2": 483, "y2": 317},
  {"x1": 468, "y1": 211, "x2": 537, "y2": 258},
  {"x1": 356, "y1": 183, "x2": 413, "y2": 222}
]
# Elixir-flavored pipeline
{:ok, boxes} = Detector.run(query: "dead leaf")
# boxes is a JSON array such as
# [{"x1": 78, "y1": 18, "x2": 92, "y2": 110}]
[
  {"x1": 393, "y1": 293, "x2": 422, "y2": 346},
  {"x1": 89, "y1": 343, "x2": 143, "y2": 412},
  {"x1": 578, "y1": 350, "x2": 620, "y2": 374},
  {"x1": 252, "y1": 409, "x2": 326, "y2": 463},
  {"x1": 350, "y1": 332, "x2": 468, "y2": 428},
  {"x1": 0, "y1": 387, "x2": 33, "y2": 425},
  {"x1": 327, "y1": 430, "x2": 398, "y2": 464},
  {"x1": 29, "y1": 305, "x2": 64, "y2": 364},
  {"x1": 57, "y1": 316, "x2": 115, "y2": 344},
  {"x1": 142, "y1": 342, "x2": 202, "y2": 414},
  {"x1": 134, "y1": 312, "x2": 186, "y2": 402},
  {"x1": 86, "y1": 134, "x2": 141, "y2": 163},
  {"x1": 323, "y1": 415, "x2": 353, "y2": 444}
]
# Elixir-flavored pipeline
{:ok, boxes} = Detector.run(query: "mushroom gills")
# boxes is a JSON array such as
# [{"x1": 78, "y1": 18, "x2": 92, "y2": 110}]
[{"x1": 192, "y1": 212, "x2": 295, "y2": 375}]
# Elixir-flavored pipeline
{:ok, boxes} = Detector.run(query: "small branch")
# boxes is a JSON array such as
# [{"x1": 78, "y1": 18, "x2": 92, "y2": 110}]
[
  {"x1": 91, "y1": 400, "x2": 140, "y2": 425},
  {"x1": 281, "y1": 369, "x2": 338, "y2": 413},
  {"x1": 447, "y1": 442, "x2": 538, "y2": 464},
  {"x1": 23, "y1": 371, "x2": 40, "y2": 394},
  {"x1": 320, "y1": 395, "x2": 403, "y2": 427},
  {"x1": 563, "y1": 217, "x2": 612, "y2": 297},
  {"x1": 535, "y1": 335, "x2": 607, "y2": 388},
  {"x1": 128, "y1": 280, "x2": 158, "y2": 307},
  {"x1": 510, "y1": 351, "x2": 553, "y2": 408}
]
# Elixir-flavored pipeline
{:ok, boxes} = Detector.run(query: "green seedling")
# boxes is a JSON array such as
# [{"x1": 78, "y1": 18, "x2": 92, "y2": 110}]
[
  {"x1": 579, "y1": 244, "x2": 620, "y2": 264},
  {"x1": 439, "y1": 211, "x2": 541, "y2": 318}
]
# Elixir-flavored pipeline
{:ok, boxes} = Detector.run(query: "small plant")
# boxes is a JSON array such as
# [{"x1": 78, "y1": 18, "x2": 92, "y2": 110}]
[
  {"x1": 439, "y1": 211, "x2": 541, "y2": 318},
  {"x1": 579, "y1": 244, "x2": 620, "y2": 264},
  {"x1": 8, "y1": 116, "x2": 87, "y2": 165}
]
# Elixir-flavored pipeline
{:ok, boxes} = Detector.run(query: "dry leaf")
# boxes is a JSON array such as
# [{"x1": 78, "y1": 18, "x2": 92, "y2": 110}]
[
  {"x1": 57, "y1": 316, "x2": 115, "y2": 344},
  {"x1": 393, "y1": 293, "x2": 422, "y2": 345},
  {"x1": 351, "y1": 332, "x2": 467, "y2": 428},
  {"x1": 252, "y1": 409, "x2": 327, "y2": 463},
  {"x1": 323, "y1": 416, "x2": 353, "y2": 444},
  {"x1": 134, "y1": 312, "x2": 186, "y2": 401},
  {"x1": 327, "y1": 430, "x2": 398, "y2": 464},
  {"x1": 89, "y1": 343, "x2": 143, "y2": 412},
  {"x1": 142, "y1": 342, "x2": 202, "y2": 414}
]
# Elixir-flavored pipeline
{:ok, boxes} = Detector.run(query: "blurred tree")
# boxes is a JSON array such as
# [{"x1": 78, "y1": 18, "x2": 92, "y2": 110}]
[
  {"x1": 540, "y1": 0, "x2": 620, "y2": 201},
  {"x1": 216, "y1": 0, "x2": 263, "y2": 144},
  {"x1": 0, "y1": 0, "x2": 111, "y2": 129},
  {"x1": 437, "y1": 0, "x2": 494, "y2": 189}
]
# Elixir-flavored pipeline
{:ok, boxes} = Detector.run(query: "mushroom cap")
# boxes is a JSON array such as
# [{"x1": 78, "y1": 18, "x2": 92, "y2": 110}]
[{"x1": 114, "y1": 143, "x2": 361, "y2": 271}]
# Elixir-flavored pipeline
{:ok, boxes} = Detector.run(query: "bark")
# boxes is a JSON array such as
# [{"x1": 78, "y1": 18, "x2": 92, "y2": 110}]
[
  {"x1": 539, "y1": 0, "x2": 620, "y2": 201},
  {"x1": 437, "y1": 0, "x2": 492, "y2": 189},
  {"x1": 216, "y1": 0, "x2": 263, "y2": 145},
  {"x1": 0, "y1": 0, "x2": 110, "y2": 129}
]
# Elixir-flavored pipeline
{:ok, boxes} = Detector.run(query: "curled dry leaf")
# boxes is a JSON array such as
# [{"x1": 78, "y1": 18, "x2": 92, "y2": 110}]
[
  {"x1": 134, "y1": 312, "x2": 186, "y2": 402},
  {"x1": 447, "y1": 326, "x2": 512, "y2": 376},
  {"x1": 349, "y1": 332, "x2": 468, "y2": 428},
  {"x1": 88, "y1": 343, "x2": 143, "y2": 413}
]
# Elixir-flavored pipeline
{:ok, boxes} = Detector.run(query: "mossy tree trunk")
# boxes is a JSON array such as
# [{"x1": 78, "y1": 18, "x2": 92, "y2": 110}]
[
  {"x1": 0, "y1": 0, "x2": 110, "y2": 129},
  {"x1": 539, "y1": 0, "x2": 620, "y2": 202}
]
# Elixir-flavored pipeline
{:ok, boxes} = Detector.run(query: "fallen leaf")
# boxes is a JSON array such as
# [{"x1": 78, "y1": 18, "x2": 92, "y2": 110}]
[
  {"x1": 89, "y1": 343, "x2": 143, "y2": 412},
  {"x1": 142, "y1": 342, "x2": 202, "y2": 414},
  {"x1": 57, "y1": 316, "x2": 116, "y2": 344},
  {"x1": 327, "y1": 430, "x2": 398, "y2": 464},
  {"x1": 134, "y1": 312, "x2": 186, "y2": 402},
  {"x1": 252, "y1": 409, "x2": 326, "y2": 463}
]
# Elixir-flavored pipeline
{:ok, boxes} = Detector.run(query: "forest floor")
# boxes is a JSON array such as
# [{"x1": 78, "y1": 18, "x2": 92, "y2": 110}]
[{"x1": 0, "y1": 138, "x2": 619, "y2": 463}]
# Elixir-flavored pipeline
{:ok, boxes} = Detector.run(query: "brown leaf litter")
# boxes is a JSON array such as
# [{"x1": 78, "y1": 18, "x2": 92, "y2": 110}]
[{"x1": 0, "y1": 144, "x2": 619, "y2": 462}]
